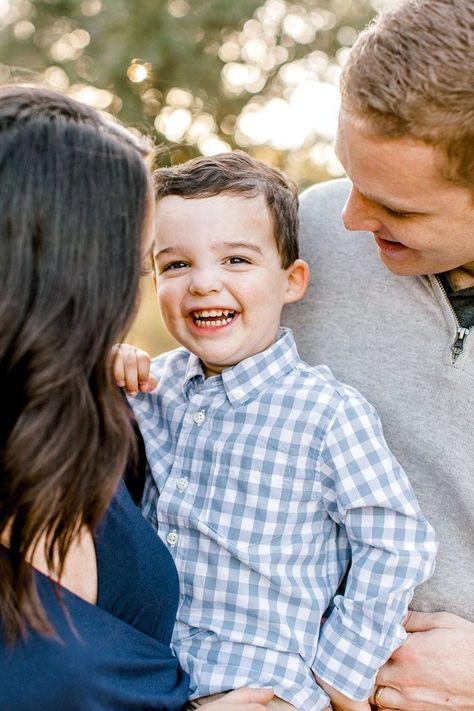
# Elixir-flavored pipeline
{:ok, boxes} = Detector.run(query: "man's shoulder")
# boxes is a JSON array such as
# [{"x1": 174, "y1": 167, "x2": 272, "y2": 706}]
[
  {"x1": 299, "y1": 178, "x2": 350, "y2": 223},
  {"x1": 297, "y1": 178, "x2": 358, "y2": 262},
  {"x1": 300, "y1": 177, "x2": 351, "y2": 205}
]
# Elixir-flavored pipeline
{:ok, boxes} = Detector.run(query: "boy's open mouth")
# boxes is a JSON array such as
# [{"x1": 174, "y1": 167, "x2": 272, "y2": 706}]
[{"x1": 192, "y1": 309, "x2": 236, "y2": 328}]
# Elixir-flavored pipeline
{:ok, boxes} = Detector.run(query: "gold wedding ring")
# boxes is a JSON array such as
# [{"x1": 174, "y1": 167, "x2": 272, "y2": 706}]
[{"x1": 374, "y1": 685, "x2": 387, "y2": 708}]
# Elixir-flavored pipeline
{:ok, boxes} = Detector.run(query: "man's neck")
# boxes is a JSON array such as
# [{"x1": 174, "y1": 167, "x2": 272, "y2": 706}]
[{"x1": 445, "y1": 265, "x2": 474, "y2": 291}]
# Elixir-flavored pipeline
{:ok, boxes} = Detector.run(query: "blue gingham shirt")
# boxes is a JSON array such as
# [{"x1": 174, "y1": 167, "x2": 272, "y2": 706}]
[{"x1": 132, "y1": 328, "x2": 437, "y2": 710}]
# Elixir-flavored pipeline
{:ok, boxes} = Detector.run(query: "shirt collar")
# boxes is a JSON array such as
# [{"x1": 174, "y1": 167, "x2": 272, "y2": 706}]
[
  {"x1": 182, "y1": 327, "x2": 299, "y2": 405},
  {"x1": 182, "y1": 354, "x2": 206, "y2": 398}
]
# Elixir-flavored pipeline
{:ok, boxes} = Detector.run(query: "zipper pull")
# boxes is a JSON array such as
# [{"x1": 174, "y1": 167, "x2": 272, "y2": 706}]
[{"x1": 451, "y1": 327, "x2": 469, "y2": 363}]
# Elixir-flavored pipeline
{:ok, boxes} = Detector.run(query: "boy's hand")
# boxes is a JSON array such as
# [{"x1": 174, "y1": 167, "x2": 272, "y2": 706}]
[
  {"x1": 316, "y1": 677, "x2": 371, "y2": 711},
  {"x1": 111, "y1": 343, "x2": 157, "y2": 396}
]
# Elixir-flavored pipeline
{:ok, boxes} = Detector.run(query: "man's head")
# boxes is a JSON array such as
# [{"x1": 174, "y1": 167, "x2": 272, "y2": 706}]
[
  {"x1": 152, "y1": 153, "x2": 308, "y2": 377},
  {"x1": 341, "y1": 0, "x2": 474, "y2": 189},
  {"x1": 336, "y1": 0, "x2": 474, "y2": 277}
]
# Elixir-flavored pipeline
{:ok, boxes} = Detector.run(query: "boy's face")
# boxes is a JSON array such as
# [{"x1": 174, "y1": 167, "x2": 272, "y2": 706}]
[{"x1": 153, "y1": 193, "x2": 308, "y2": 377}]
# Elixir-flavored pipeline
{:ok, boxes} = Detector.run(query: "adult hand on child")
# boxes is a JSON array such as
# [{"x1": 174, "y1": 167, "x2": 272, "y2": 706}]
[
  {"x1": 316, "y1": 676, "x2": 371, "y2": 711},
  {"x1": 199, "y1": 687, "x2": 275, "y2": 710},
  {"x1": 111, "y1": 343, "x2": 157, "y2": 396},
  {"x1": 370, "y1": 611, "x2": 474, "y2": 710}
]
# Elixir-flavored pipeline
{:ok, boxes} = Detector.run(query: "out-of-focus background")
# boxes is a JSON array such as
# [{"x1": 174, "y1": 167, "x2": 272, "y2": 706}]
[{"x1": 1, "y1": 0, "x2": 397, "y2": 354}]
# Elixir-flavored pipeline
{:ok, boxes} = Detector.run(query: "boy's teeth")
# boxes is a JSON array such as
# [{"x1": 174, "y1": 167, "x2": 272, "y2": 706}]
[
  {"x1": 195, "y1": 309, "x2": 230, "y2": 317},
  {"x1": 194, "y1": 309, "x2": 232, "y2": 318},
  {"x1": 193, "y1": 310, "x2": 235, "y2": 327}
]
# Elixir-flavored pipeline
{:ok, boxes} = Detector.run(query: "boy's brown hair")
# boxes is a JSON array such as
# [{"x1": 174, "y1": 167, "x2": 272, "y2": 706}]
[
  {"x1": 153, "y1": 152, "x2": 299, "y2": 268},
  {"x1": 341, "y1": 0, "x2": 474, "y2": 188}
]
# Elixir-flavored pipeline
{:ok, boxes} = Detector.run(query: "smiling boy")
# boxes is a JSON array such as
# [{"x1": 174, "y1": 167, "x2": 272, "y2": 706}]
[
  {"x1": 124, "y1": 153, "x2": 436, "y2": 711},
  {"x1": 152, "y1": 190, "x2": 301, "y2": 377}
]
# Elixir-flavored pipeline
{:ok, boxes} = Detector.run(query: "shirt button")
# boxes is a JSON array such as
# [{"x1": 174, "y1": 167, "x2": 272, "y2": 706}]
[
  {"x1": 166, "y1": 531, "x2": 178, "y2": 546},
  {"x1": 176, "y1": 477, "x2": 188, "y2": 491},
  {"x1": 233, "y1": 387, "x2": 244, "y2": 398},
  {"x1": 193, "y1": 410, "x2": 206, "y2": 425}
]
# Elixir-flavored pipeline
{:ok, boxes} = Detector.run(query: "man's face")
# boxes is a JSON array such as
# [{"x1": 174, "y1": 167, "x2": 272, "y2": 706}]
[
  {"x1": 335, "y1": 111, "x2": 474, "y2": 276},
  {"x1": 153, "y1": 193, "x2": 306, "y2": 377}
]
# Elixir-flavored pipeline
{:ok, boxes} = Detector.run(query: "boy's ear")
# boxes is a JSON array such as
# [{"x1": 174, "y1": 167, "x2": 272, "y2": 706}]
[{"x1": 284, "y1": 259, "x2": 310, "y2": 304}]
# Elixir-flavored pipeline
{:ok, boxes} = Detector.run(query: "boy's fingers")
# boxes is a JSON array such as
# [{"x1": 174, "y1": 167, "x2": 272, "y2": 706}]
[
  {"x1": 136, "y1": 350, "x2": 153, "y2": 385},
  {"x1": 139, "y1": 374, "x2": 158, "y2": 393},
  {"x1": 111, "y1": 345, "x2": 126, "y2": 387},
  {"x1": 120, "y1": 344, "x2": 142, "y2": 394},
  {"x1": 111, "y1": 343, "x2": 154, "y2": 395}
]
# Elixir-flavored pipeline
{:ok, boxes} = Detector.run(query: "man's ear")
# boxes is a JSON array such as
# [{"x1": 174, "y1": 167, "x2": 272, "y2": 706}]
[{"x1": 284, "y1": 259, "x2": 310, "y2": 304}]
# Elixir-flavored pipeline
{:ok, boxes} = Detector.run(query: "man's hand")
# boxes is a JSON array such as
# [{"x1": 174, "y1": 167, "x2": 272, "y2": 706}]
[
  {"x1": 371, "y1": 611, "x2": 474, "y2": 710},
  {"x1": 316, "y1": 676, "x2": 371, "y2": 711},
  {"x1": 111, "y1": 343, "x2": 157, "y2": 396}
]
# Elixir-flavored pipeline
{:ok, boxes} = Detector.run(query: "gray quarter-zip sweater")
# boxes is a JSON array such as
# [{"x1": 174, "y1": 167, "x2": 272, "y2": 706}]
[{"x1": 283, "y1": 178, "x2": 474, "y2": 621}]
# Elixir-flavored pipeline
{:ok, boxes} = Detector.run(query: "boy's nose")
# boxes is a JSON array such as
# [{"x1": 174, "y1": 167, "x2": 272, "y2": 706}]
[
  {"x1": 342, "y1": 185, "x2": 383, "y2": 233},
  {"x1": 188, "y1": 270, "x2": 222, "y2": 296}
]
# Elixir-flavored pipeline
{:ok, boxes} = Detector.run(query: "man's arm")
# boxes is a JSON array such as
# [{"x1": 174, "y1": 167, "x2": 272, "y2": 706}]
[{"x1": 372, "y1": 611, "x2": 474, "y2": 710}]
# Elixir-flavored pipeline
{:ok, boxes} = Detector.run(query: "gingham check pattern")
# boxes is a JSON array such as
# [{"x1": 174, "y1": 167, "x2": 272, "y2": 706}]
[{"x1": 133, "y1": 328, "x2": 437, "y2": 710}]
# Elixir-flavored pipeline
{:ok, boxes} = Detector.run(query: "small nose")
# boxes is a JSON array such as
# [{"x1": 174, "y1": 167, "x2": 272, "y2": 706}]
[
  {"x1": 189, "y1": 267, "x2": 221, "y2": 296},
  {"x1": 342, "y1": 186, "x2": 382, "y2": 233}
]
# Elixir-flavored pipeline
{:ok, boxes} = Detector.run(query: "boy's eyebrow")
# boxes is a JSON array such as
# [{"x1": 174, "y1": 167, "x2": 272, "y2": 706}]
[
  {"x1": 154, "y1": 246, "x2": 179, "y2": 258},
  {"x1": 154, "y1": 241, "x2": 264, "y2": 258},
  {"x1": 220, "y1": 241, "x2": 263, "y2": 254}
]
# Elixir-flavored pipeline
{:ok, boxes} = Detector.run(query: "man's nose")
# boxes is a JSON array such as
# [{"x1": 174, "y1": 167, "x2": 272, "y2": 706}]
[{"x1": 342, "y1": 186, "x2": 382, "y2": 233}]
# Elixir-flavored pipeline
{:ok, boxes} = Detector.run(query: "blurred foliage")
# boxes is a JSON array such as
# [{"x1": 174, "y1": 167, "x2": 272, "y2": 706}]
[
  {"x1": 0, "y1": 0, "x2": 395, "y2": 188},
  {"x1": 1, "y1": 0, "x2": 395, "y2": 353}
]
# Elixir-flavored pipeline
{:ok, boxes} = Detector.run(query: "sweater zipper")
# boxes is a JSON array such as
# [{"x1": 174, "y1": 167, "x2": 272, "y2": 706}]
[{"x1": 435, "y1": 276, "x2": 470, "y2": 364}]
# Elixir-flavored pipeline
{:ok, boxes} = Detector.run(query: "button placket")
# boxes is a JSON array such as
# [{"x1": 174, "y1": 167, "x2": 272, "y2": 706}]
[
  {"x1": 166, "y1": 530, "x2": 178, "y2": 546},
  {"x1": 193, "y1": 410, "x2": 206, "y2": 425}
]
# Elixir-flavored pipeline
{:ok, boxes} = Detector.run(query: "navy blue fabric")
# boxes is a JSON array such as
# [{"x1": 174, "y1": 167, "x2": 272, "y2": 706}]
[{"x1": 0, "y1": 481, "x2": 189, "y2": 710}]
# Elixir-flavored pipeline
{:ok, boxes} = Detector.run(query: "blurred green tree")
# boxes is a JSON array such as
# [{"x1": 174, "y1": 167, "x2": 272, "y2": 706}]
[{"x1": 0, "y1": 0, "x2": 397, "y2": 186}]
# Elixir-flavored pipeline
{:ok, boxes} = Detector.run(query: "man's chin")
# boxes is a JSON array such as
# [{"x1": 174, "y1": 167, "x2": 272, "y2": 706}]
[{"x1": 377, "y1": 249, "x2": 421, "y2": 276}]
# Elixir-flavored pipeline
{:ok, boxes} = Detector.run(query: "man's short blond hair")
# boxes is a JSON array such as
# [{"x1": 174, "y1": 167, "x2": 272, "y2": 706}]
[{"x1": 341, "y1": 0, "x2": 474, "y2": 188}]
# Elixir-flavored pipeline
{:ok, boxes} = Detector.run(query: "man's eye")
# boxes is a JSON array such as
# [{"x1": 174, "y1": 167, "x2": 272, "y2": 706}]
[{"x1": 384, "y1": 206, "x2": 411, "y2": 219}]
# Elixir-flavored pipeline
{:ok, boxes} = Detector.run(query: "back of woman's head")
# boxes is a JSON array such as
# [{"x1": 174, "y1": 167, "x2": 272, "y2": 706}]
[{"x1": 0, "y1": 85, "x2": 152, "y2": 641}]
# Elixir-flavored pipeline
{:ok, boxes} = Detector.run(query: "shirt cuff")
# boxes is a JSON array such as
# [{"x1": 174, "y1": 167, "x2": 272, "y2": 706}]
[{"x1": 313, "y1": 612, "x2": 406, "y2": 700}]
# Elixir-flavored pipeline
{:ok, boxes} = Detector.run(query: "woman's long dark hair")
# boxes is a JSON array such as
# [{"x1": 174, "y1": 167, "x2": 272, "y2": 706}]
[{"x1": 0, "y1": 86, "x2": 151, "y2": 641}]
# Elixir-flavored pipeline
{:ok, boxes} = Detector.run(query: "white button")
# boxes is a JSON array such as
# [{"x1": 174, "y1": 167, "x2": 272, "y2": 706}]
[
  {"x1": 176, "y1": 477, "x2": 188, "y2": 491},
  {"x1": 166, "y1": 531, "x2": 178, "y2": 546},
  {"x1": 193, "y1": 410, "x2": 206, "y2": 424},
  {"x1": 233, "y1": 387, "x2": 244, "y2": 398}
]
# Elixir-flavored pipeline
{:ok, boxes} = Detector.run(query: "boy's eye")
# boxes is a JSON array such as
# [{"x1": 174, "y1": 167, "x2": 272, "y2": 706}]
[
  {"x1": 161, "y1": 260, "x2": 188, "y2": 272},
  {"x1": 226, "y1": 256, "x2": 251, "y2": 265}
]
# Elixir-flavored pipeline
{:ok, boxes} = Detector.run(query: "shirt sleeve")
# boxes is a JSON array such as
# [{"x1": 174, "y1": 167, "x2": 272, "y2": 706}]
[{"x1": 313, "y1": 392, "x2": 438, "y2": 700}]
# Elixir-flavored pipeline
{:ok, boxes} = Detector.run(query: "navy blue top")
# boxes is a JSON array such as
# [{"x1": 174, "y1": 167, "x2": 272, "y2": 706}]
[{"x1": 0, "y1": 481, "x2": 189, "y2": 710}]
